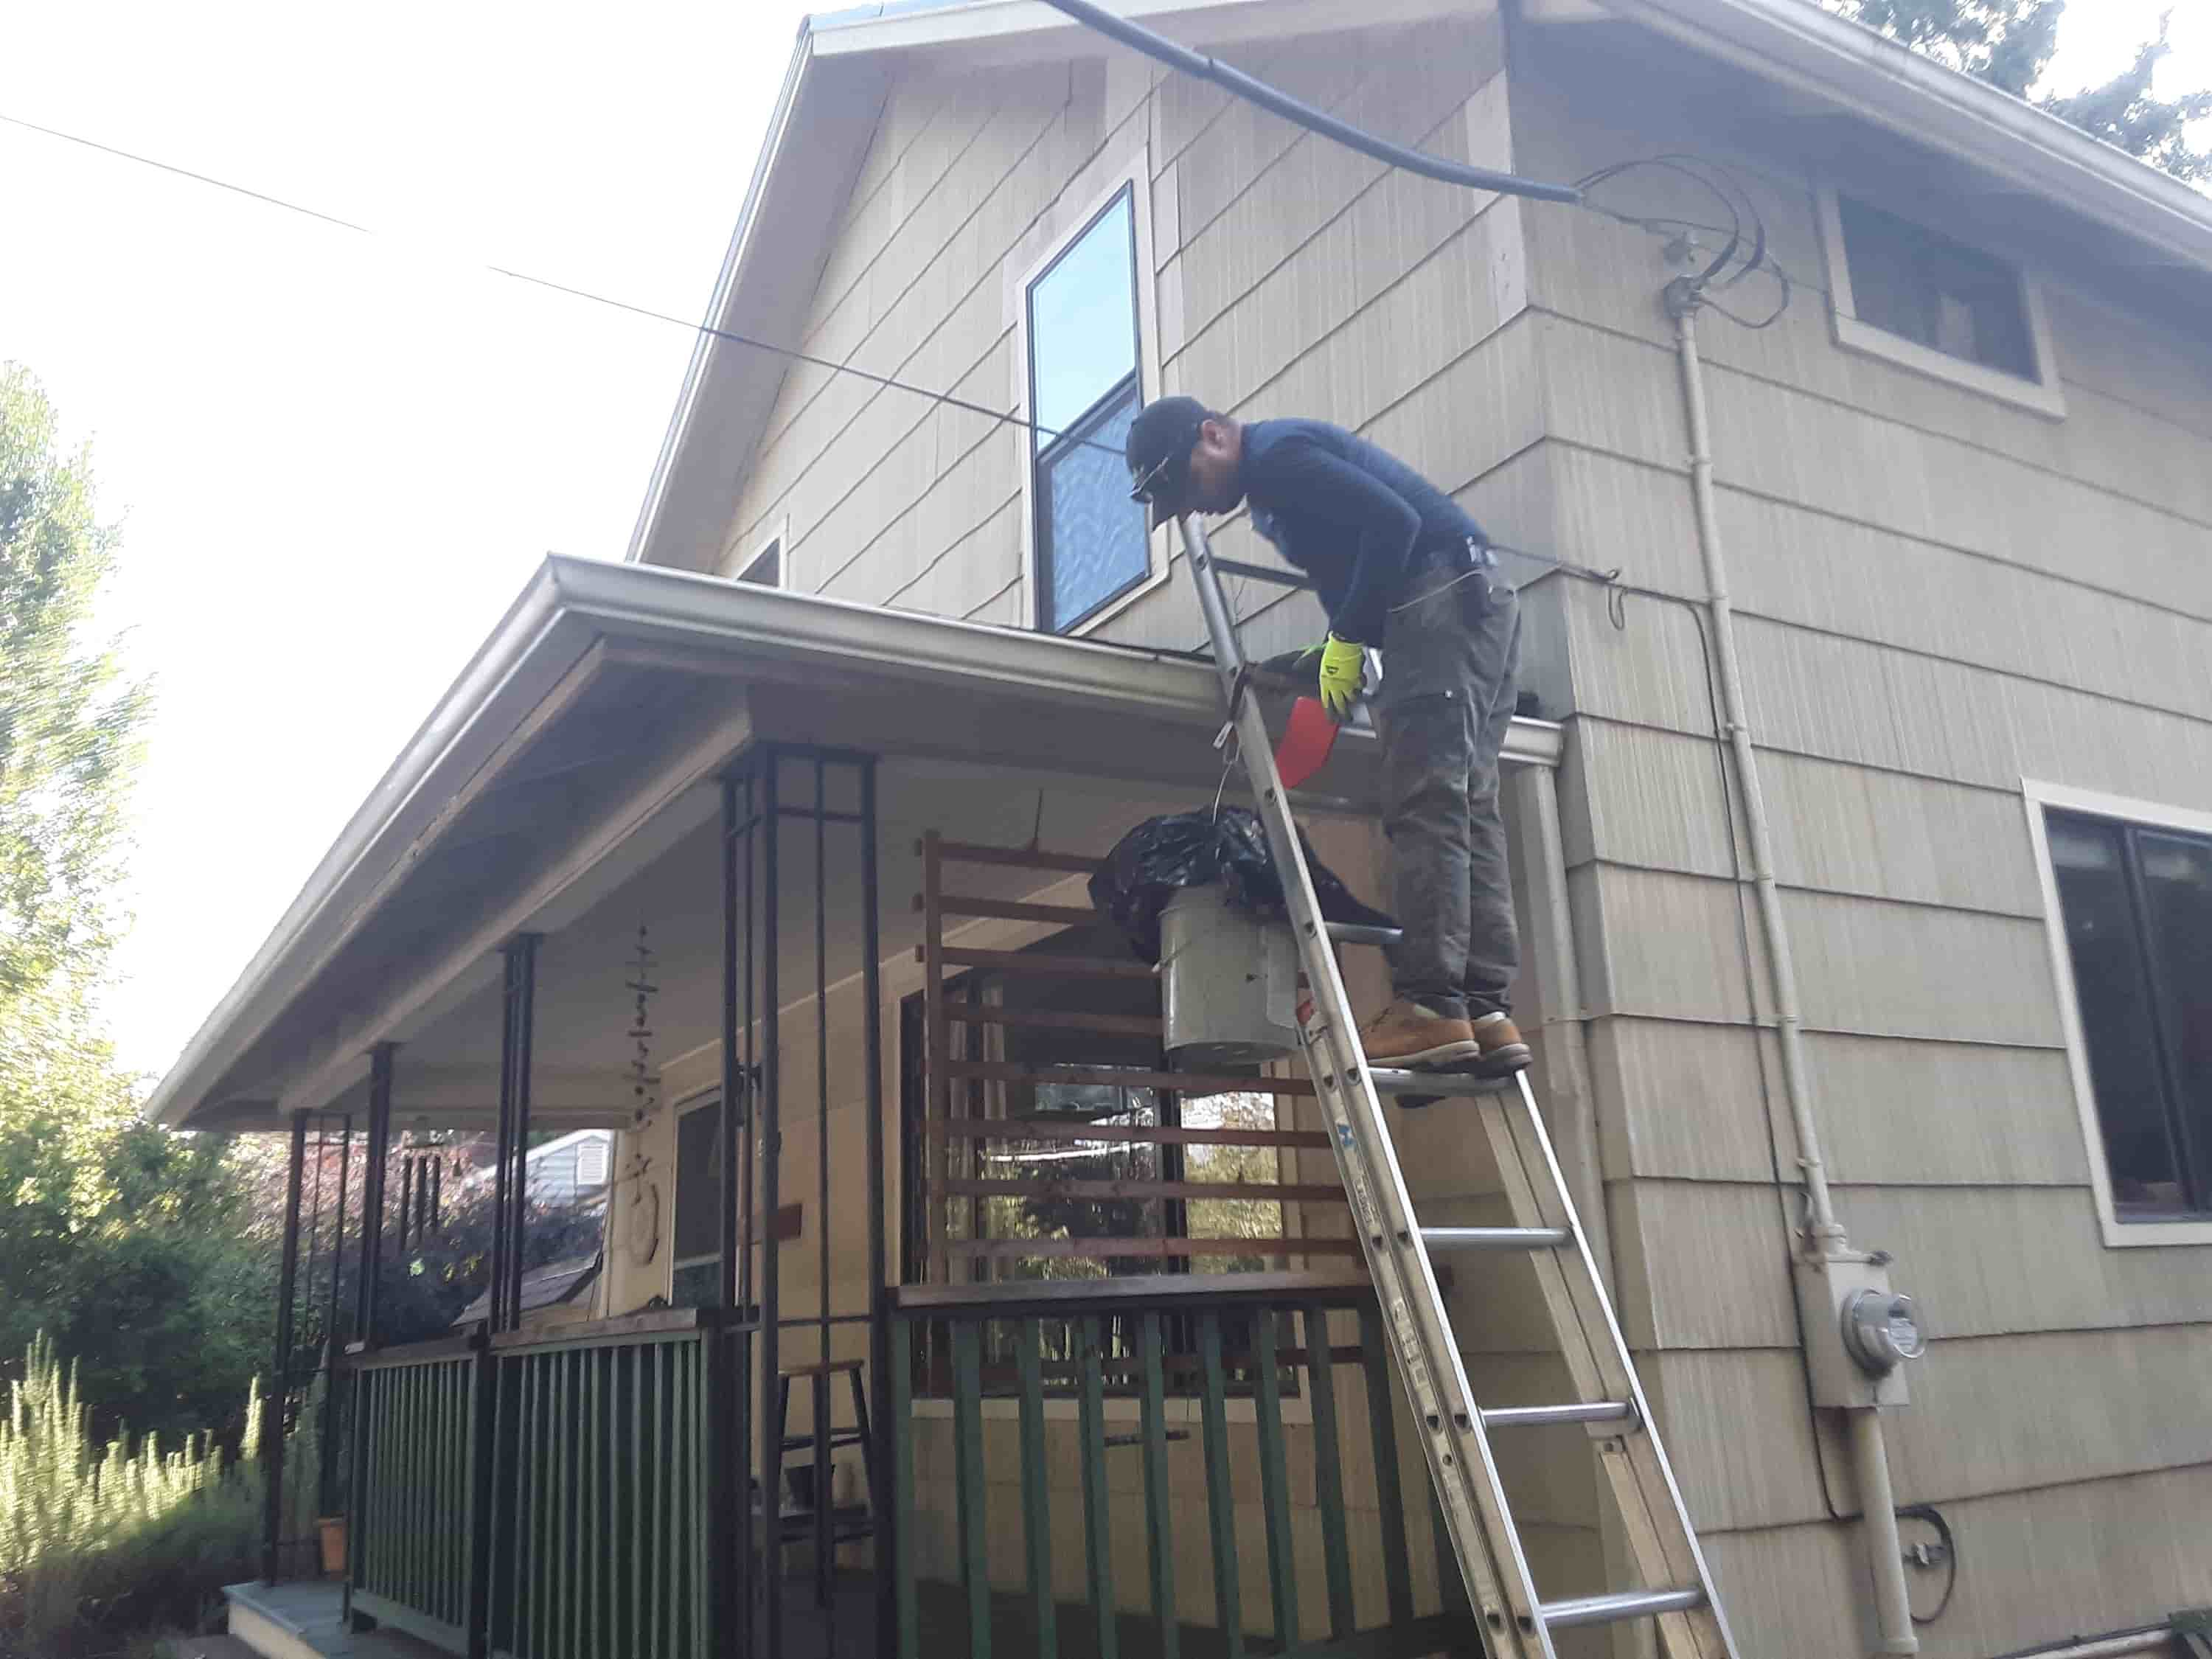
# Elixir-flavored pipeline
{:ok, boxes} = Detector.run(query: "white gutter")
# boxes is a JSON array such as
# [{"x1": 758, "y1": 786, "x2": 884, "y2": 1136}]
[
  {"x1": 147, "y1": 554, "x2": 1560, "y2": 1128},
  {"x1": 1605, "y1": 0, "x2": 2212, "y2": 271}
]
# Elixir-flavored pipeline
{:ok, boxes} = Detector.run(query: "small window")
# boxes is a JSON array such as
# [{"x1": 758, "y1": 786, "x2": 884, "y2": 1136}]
[
  {"x1": 669, "y1": 1099, "x2": 723, "y2": 1307},
  {"x1": 1816, "y1": 186, "x2": 2063, "y2": 418},
  {"x1": 2045, "y1": 810, "x2": 2212, "y2": 1224},
  {"x1": 574, "y1": 1135, "x2": 611, "y2": 1192},
  {"x1": 1026, "y1": 186, "x2": 1150, "y2": 633},
  {"x1": 736, "y1": 536, "x2": 782, "y2": 588},
  {"x1": 1837, "y1": 196, "x2": 2034, "y2": 380}
]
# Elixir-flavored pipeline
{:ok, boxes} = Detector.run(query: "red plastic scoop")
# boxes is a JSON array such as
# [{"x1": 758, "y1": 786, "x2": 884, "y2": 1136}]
[{"x1": 1273, "y1": 696, "x2": 1340, "y2": 790}]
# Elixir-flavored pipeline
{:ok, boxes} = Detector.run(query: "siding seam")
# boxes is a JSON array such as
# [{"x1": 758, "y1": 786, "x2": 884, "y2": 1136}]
[
  {"x1": 1563, "y1": 854, "x2": 2044, "y2": 924},
  {"x1": 1526, "y1": 305, "x2": 2212, "y2": 541}
]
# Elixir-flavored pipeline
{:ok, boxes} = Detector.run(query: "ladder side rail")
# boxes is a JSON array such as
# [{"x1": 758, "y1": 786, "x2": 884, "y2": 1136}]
[
  {"x1": 1488, "y1": 1075, "x2": 1739, "y2": 1658},
  {"x1": 1176, "y1": 513, "x2": 1554, "y2": 1657}
]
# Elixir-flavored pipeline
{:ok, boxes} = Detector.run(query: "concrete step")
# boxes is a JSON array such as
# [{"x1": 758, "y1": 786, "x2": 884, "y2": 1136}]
[{"x1": 222, "y1": 1582, "x2": 445, "y2": 1659}]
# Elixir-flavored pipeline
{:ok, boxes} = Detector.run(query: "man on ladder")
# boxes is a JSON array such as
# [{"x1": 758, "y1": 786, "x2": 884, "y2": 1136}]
[{"x1": 1126, "y1": 394, "x2": 1531, "y2": 1084}]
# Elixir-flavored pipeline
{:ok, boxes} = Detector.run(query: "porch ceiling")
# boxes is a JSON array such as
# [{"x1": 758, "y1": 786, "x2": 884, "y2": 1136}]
[{"x1": 147, "y1": 556, "x2": 1558, "y2": 1134}]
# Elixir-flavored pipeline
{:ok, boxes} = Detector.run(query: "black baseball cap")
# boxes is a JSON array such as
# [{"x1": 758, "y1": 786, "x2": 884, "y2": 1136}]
[{"x1": 1124, "y1": 394, "x2": 1211, "y2": 529}]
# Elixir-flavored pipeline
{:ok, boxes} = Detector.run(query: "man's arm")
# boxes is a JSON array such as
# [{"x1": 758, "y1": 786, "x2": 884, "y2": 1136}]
[{"x1": 1254, "y1": 438, "x2": 1419, "y2": 642}]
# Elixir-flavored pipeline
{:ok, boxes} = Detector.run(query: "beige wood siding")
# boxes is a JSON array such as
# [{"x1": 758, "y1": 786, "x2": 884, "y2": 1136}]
[{"x1": 1512, "y1": 24, "x2": 2212, "y2": 1656}]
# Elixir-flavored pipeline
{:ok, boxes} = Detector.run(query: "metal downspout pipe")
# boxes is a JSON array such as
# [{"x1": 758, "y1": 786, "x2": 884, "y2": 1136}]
[{"x1": 1668, "y1": 293, "x2": 1918, "y2": 1656}]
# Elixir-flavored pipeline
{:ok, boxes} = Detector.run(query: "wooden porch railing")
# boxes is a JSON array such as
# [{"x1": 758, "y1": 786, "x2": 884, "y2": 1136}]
[
  {"x1": 346, "y1": 1310, "x2": 732, "y2": 1659},
  {"x1": 888, "y1": 1276, "x2": 1474, "y2": 1659},
  {"x1": 487, "y1": 1315, "x2": 717, "y2": 1659},
  {"x1": 350, "y1": 1338, "x2": 478, "y2": 1649}
]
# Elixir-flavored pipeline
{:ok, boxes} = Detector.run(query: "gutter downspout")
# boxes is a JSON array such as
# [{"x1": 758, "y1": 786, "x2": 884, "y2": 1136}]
[{"x1": 1667, "y1": 286, "x2": 1918, "y2": 1658}]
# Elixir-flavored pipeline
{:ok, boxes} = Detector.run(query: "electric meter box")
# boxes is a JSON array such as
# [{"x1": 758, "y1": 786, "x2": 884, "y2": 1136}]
[{"x1": 1795, "y1": 1253, "x2": 1920, "y2": 1409}]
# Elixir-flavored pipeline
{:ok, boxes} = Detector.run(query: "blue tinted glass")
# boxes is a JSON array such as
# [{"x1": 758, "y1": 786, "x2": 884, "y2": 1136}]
[
  {"x1": 1041, "y1": 387, "x2": 1147, "y2": 630},
  {"x1": 1029, "y1": 190, "x2": 1138, "y2": 439}
]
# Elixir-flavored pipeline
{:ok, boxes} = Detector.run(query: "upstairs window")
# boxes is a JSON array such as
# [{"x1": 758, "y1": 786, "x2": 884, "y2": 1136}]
[
  {"x1": 1026, "y1": 185, "x2": 1151, "y2": 633},
  {"x1": 1839, "y1": 195, "x2": 2033, "y2": 378},
  {"x1": 1817, "y1": 186, "x2": 2063, "y2": 417}
]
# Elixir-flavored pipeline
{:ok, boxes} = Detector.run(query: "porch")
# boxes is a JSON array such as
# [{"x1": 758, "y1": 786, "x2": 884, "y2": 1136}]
[{"x1": 170, "y1": 559, "x2": 1590, "y2": 1659}]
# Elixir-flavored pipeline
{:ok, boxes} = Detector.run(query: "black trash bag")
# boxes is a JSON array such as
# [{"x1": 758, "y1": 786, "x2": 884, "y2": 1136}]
[{"x1": 1089, "y1": 805, "x2": 1399, "y2": 964}]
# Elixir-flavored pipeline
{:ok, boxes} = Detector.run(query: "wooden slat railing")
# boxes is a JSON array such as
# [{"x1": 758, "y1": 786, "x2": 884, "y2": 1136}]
[
  {"x1": 888, "y1": 1282, "x2": 1468, "y2": 1659},
  {"x1": 349, "y1": 1340, "x2": 477, "y2": 1651},
  {"x1": 916, "y1": 832, "x2": 1344, "y2": 1290}
]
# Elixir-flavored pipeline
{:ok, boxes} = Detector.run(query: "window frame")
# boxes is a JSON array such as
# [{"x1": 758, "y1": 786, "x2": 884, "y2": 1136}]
[
  {"x1": 667, "y1": 1090, "x2": 727, "y2": 1303},
  {"x1": 2023, "y1": 776, "x2": 2212, "y2": 1247},
  {"x1": 1815, "y1": 183, "x2": 2067, "y2": 420},
  {"x1": 1012, "y1": 150, "x2": 1166, "y2": 638}
]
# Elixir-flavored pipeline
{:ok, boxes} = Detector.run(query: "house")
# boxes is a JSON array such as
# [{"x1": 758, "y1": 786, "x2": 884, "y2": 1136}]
[{"x1": 148, "y1": 1, "x2": 2212, "y2": 1656}]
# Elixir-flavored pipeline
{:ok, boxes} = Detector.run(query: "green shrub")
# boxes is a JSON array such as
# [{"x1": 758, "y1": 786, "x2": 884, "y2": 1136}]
[{"x1": 0, "y1": 1336, "x2": 267, "y2": 1656}]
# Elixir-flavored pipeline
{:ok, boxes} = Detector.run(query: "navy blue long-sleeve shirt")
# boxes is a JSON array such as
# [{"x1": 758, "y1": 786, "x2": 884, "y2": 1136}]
[{"x1": 1239, "y1": 419, "x2": 1486, "y2": 644}]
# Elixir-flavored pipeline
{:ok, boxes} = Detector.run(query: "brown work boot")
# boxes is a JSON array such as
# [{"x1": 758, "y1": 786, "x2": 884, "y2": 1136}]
[
  {"x1": 1470, "y1": 1011, "x2": 1532, "y2": 1077},
  {"x1": 1359, "y1": 1001, "x2": 1481, "y2": 1069}
]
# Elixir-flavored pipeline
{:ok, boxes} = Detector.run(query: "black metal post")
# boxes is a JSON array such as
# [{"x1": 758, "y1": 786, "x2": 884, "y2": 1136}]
[
  {"x1": 861, "y1": 757, "x2": 894, "y2": 1659},
  {"x1": 345, "y1": 1054, "x2": 394, "y2": 1629},
  {"x1": 262, "y1": 1111, "x2": 308, "y2": 1583},
  {"x1": 317, "y1": 1113, "x2": 352, "y2": 1520},
  {"x1": 397, "y1": 1150, "x2": 415, "y2": 1252},
  {"x1": 813, "y1": 755, "x2": 834, "y2": 1626},
  {"x1": 759, "y1": 749, "x2": 784, "y2": 1659},
  {"x1": 505, "y1": 936, "x2": 540, "y2": 1330},
  {"x1": 713, "y1": 771, "x2": 745, "y2": 1653},
  {"x1": 739, "y1": 762, "x2": 759, "y2": 1644},
  {"x1": 355, "y1": 1047, "x2": 396, "y2": 1347},
  {"x1": 490, "y1": 950, "x2": 519, "y2": 1335}
]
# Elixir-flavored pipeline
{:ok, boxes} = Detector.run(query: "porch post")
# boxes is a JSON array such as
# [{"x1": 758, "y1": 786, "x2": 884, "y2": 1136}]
[
  {"x1": 355, "y1": 1046, "x2": 396, "y2": 1346},
  {"x1": 344, "y1": 1046, "x2": 395, "y2": 1627},
  {"x1": 862, "y1": 757, "x2": 895, "y2": 1659},
  {"x1": 759, "y1": 748, "x2": 785, "y2": 1659},
  {"x1": 489, "y1": 936, "x2": 540, "y2": 1335},
  {"x1": 262, "y1": 1110, "x2": 308, "y2": 1583},
  {"x1": 504, "y1": 936, "x2": 540, "y2": 1329},
  {"x1": 712, "y1": 770, "x2": 746, "y2": 1650},
  {"x1": 317, "y1": 1113, "x2": 352, "y2": 1520}
]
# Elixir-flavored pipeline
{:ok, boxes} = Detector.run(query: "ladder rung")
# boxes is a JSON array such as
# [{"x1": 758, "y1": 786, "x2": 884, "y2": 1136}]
[
  {"x1": 1541, "y1": 1587, "x2": 1706, "y2": 1630},
  {"x1": 1482, "y1": 1401, "x2": 1635, "y2": 1429},
  {"x1": 1325, "y1": 921, "x2": 1402, "y2": 946},
  {"x1": 1368, "y1": 1068, "x2": 1516, "y2": 1098},
  {"x1": 1419, "y1": 1226, "x2": 1570, "y2": 1251}
]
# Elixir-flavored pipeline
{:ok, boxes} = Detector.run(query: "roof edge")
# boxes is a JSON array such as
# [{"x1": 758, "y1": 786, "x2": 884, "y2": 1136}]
[
  {"x1": 625, "y1": 23, "x2": 818, "y2": 565},
  {"x1": 1607, "y1": 0, "x2": 2212, "y2": 271},
  {"x1": 145, "y1": 557, "x2": 1560, "y2": 1129}
]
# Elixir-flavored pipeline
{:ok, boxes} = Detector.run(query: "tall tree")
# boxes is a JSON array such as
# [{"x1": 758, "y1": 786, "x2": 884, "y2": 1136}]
[
  {"x1": 0, "y1": 369, "x2": 273, "y2": 1446},
  {"x1": 1823, "y1": 1, "x2": 2211, "y2": 181},
  {"x1": 0, "y1": 365, "x2": 147, "y2": 1011}
]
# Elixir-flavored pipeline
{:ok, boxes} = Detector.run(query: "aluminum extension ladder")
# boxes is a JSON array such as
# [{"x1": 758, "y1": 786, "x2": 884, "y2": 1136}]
[{"x1": 1175, "y1": 514, "x2": 1740, "y2": 1659}]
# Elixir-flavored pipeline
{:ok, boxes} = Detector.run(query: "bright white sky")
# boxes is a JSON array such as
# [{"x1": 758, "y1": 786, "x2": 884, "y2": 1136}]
[{"x1": 0, "y1": 1, "x2": 2205, "y2": 1085}]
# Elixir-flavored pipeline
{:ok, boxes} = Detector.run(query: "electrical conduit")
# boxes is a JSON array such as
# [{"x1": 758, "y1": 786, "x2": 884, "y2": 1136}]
[{"x1": 1669, "y1": 291, "x2": 1919, "y2": 1657}]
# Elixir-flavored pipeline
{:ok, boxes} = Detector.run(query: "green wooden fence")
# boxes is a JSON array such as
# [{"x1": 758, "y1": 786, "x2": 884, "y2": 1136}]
[
  {"x1": 487, "y1": 1319, "x2": 715, "y2": 1659},
  {"x1": 350, "y1": 1340, "x2": 479, "y2": 1650},
  {"x1": 347, "y1": 1312, "x2": 728, "y2": 1659},
  {"x1": 888, "y1": 1284, "x2": 1475, "y2": 1659}
]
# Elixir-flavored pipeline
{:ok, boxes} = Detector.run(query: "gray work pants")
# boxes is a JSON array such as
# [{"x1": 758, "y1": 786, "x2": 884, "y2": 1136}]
[{"x1": 1376, "y1": 549, "x2": 1521, "y2": 1021}]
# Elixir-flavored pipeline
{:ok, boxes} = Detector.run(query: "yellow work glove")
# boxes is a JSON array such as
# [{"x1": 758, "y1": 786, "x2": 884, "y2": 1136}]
[{"x1": 1315, "y1": 633, "x2": 1365, "y2": 722}]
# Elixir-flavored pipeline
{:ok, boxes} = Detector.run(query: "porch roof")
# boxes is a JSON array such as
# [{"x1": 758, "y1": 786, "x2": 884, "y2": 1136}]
[{"x1": 145, "y1": 555, "x2": 1559, "y2": 1134}]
